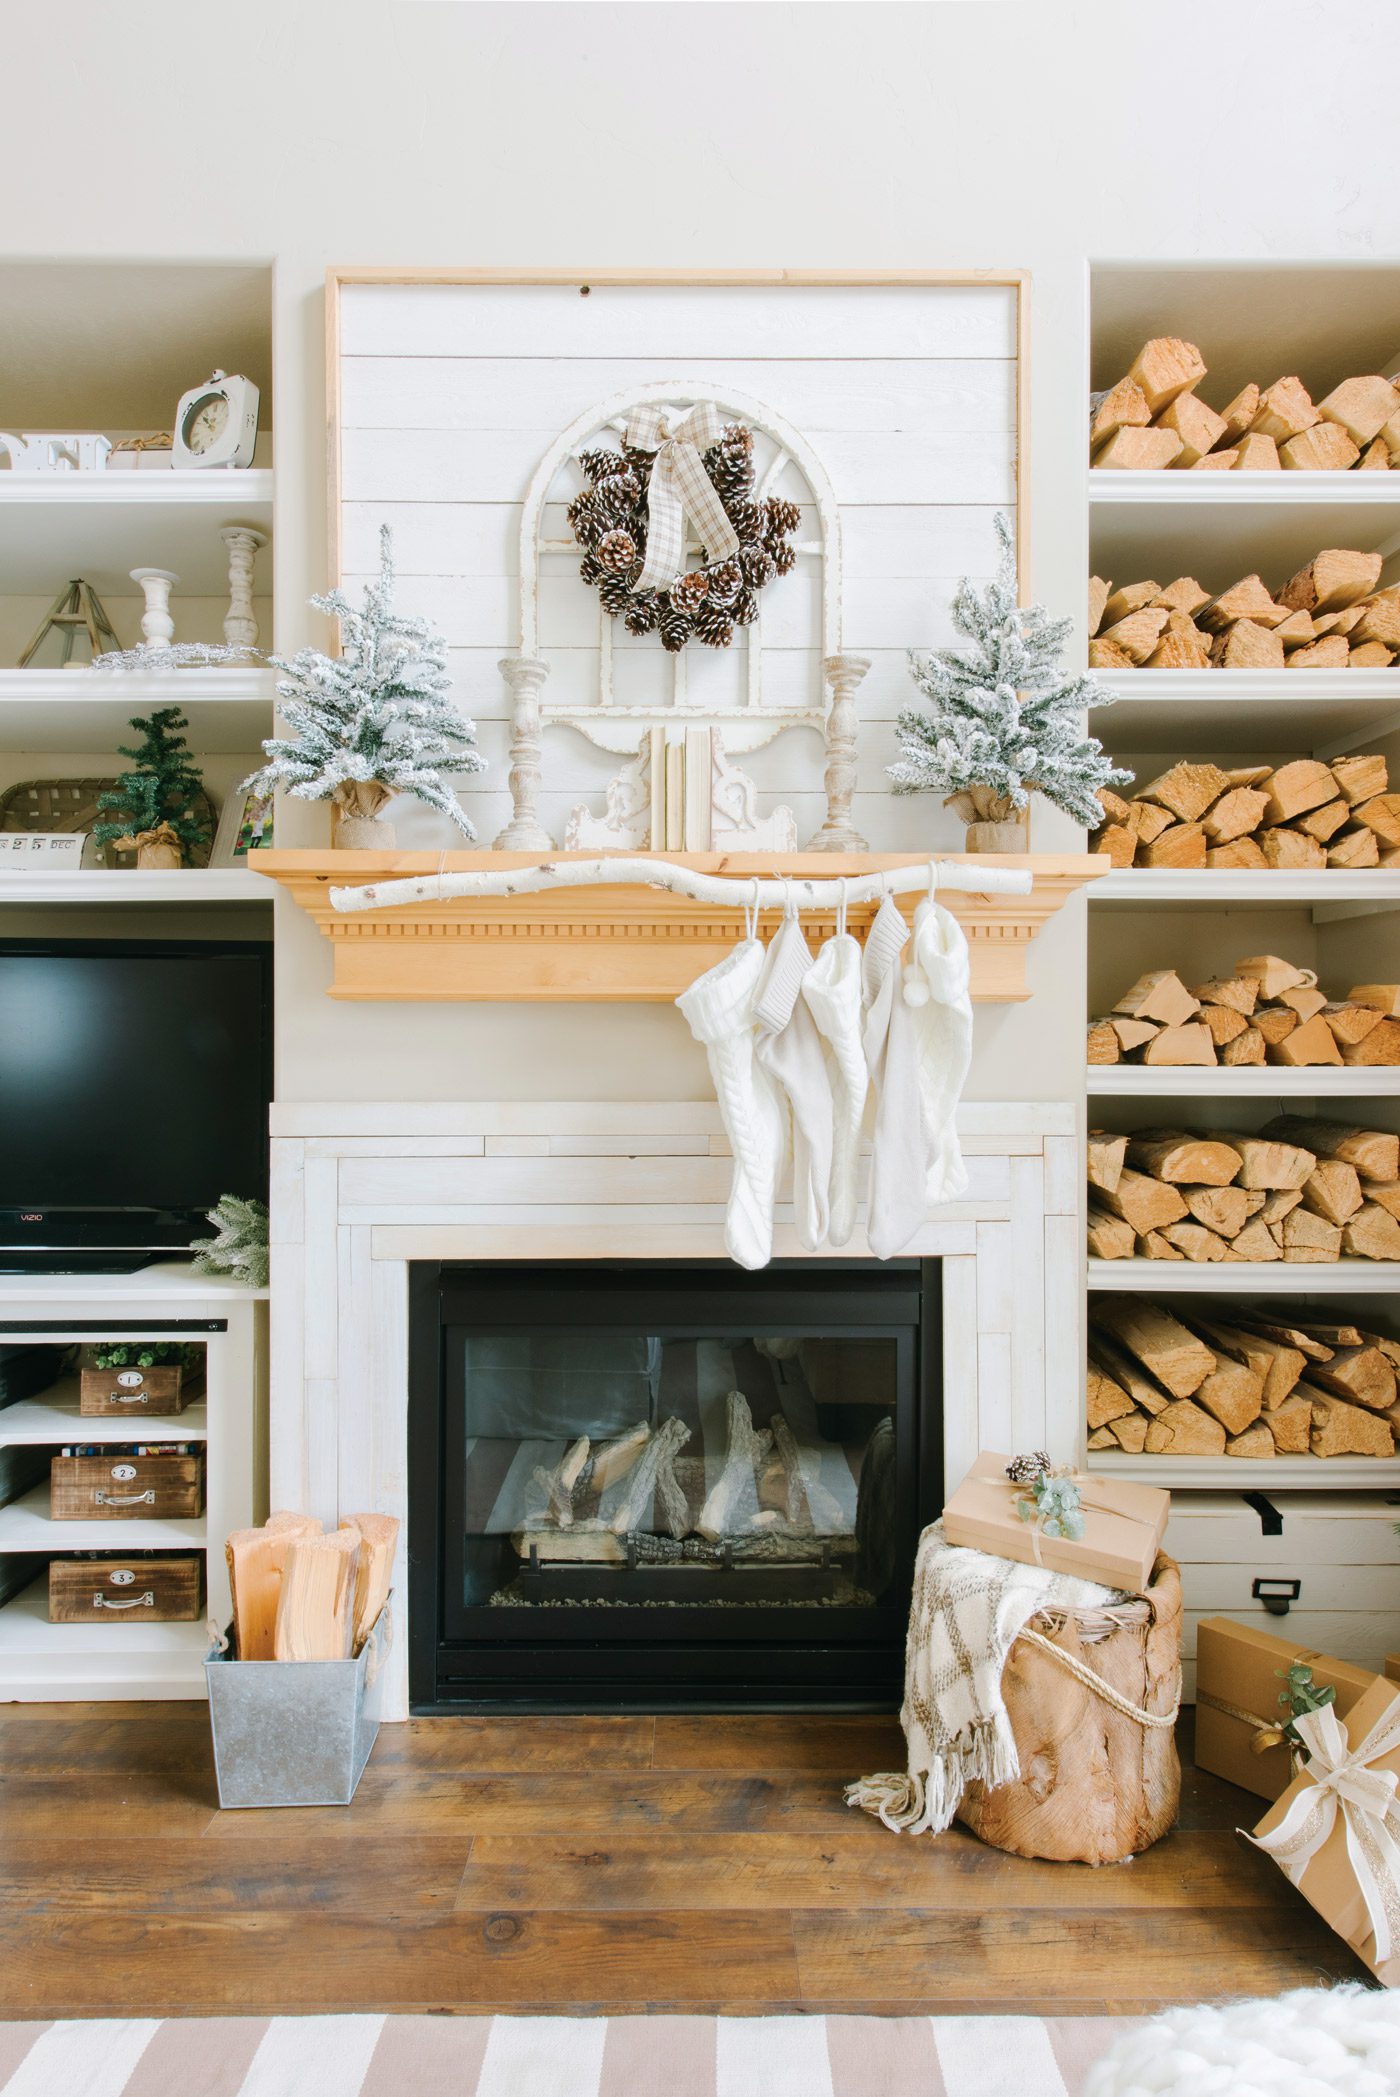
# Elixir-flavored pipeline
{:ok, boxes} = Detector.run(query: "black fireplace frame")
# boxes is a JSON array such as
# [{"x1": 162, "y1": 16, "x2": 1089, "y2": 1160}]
[{"x1": 407, "y1": 1258, "x2": 941, "y2": 1713}]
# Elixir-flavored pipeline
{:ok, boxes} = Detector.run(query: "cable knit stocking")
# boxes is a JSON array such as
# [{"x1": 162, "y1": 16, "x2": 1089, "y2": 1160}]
[
  {"x1": 907, "y1": 893, "x2": 973, "y2": 1204},
  {"x1": 861, "y1": 895, "x2": 920, "y2": 1260},
  {"x1": 754, "y1": 913, "x2": 832, "y2": 1252},
  {"x1": 802, "y1": 928, "x2": 868, "y2": 1248},
  {"x1": 676, "y1": 938, "x2": 787, "y2": 1271}
]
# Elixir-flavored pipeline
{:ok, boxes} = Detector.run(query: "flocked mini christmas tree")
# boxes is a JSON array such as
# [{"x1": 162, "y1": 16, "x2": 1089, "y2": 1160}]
[
  {"x1": 92, "y1": 707, "x2": 211, "y2": 868},
  {"x1": 889, "y1": 513, "x2": 1130, "y2": 837},
  {"x1": 241, "y1": 525, "x2": 485, "y2": 846},
  {"x1": 190, "y1": 1194, "x2": 269, "y2": 1290}
]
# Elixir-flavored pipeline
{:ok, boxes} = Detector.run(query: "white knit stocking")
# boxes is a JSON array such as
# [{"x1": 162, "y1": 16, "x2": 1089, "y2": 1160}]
[
  {"x1": 676, "y1": 938, "x2": 787, "y2": 1271},
  {"x1": 802, "y1": 929, "x2": 868, "y2": 1248},
  {"x1": 754, "y1": 913, "x2": 832, "y2": 1253}
]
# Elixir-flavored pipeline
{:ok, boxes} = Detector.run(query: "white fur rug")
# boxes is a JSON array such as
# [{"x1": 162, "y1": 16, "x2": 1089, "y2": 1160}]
[{"x1": 1083, "y1": 1984, "x2": 1400, "y2": 2097}]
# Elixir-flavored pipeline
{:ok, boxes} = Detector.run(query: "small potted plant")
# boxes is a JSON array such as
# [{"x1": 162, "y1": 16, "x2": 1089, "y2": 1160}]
[
  {"x1": 240, "y1": 526, "x2": 485, "y2": 848},
  {"x1": 92, "y1": 707, "x2": 211, "y2": 869},
  {"x1": 889, "y1": 513, "x2": 1131, "y2": 848}
]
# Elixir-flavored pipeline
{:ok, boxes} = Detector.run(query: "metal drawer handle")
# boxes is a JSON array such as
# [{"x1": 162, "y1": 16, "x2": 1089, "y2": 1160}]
[
  {"x1": 105, "y1": 1391, "x2": 153, "y2": 1405},
  {"x1": 94, "y1": 1489, "x2": 156, "y2": 1507},
  {"x1": 92, "y1": 1592, "x2": 155, "y2": 1610}
]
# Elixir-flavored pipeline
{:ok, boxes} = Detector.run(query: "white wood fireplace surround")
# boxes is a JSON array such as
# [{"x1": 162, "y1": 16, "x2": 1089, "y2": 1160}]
[{"x1": 269, "y1": 1098, "x2": 1080, "y2": 1720}]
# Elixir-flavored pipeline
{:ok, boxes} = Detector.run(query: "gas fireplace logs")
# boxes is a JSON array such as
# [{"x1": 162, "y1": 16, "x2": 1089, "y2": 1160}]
[
  {"x1": 1088, "y1": 957, "x2": 1400, "y2": 1069},
  {"x1": 1089, "y1": 555, "x2": 1400, "y2": 672},
  {"x1": 1087, "y1": 1117, "x2": 1400, "y2": 1266},
  {"x1": 225, "y1": 1509, "x2": 398, "y2": 1661},
  {"x1": 1090, "y1": 340, "x2": 1400, "y2": 473},
  {"x1": 1086, "y1": 1295, "x2": 1400, "y2": 1460},
  {"x1": 1092, "y1": 758, "x2": 1397, "y2": 868}
]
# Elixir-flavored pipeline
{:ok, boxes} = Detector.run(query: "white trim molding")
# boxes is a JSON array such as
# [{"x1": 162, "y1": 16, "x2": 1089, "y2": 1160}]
[{"x1": 268, "y1": 1098, "x2": 1082, "y2": 1718}]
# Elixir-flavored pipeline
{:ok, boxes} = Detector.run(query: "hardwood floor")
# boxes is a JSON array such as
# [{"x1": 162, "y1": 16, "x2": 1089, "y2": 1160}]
[{"x1": 0, "y1": 1705, "x2": 1364, "y2": 2019}]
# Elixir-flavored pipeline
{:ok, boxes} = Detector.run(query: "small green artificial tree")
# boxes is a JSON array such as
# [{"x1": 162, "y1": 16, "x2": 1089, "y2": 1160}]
[
  {"x1": 888, "y1": 513, "x2": 1131, "y2": 830},
  {"x1": 241, "y1": 525, "x2": 485, "y2": 837},
  {"x1": 190, "y1": 1195, "x2": 269, "y2": 1290},
  {"x1": 93, "y1": 707, "x2": 210, "y2": 863}
]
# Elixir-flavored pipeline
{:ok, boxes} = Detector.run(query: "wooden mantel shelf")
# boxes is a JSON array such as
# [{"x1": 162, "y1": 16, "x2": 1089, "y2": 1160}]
[{"x1": 254, "y1": 851, "x2": 1106, "y2": 1003}]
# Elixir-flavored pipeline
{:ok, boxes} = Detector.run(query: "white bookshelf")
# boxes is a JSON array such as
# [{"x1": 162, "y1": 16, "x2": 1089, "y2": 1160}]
[
  {"x1": 1085, "y1": 1450, "x2": 1400, "y2": 1491},
  {"x1": 0, "y1": 1265, "x2": 266, "y2": 1700},
  {"x1": 1088, "y1": 667, "x2": 1400, "y2": 758},
  {"x1": 0, "y1": 667, "x2": 276, "y2": 754},
  {"x1": 0, "y1": 471, "x2": 274, "y2": 595},
  {"x1": 1086, "y1": 1066, "x2": 1400, "y2": 1098},
  {"x1": 1088, "y1": 1257, "x2": 1400, "y2": 1294},
  {"x1": 0, "y1": 868, "x2": 270, "y2": 904}
]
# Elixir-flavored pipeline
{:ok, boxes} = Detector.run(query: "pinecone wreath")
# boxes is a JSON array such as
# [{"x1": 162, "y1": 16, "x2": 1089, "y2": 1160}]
[{"x1": 568, "y1": 424, "x2": 802, "y2": 652}]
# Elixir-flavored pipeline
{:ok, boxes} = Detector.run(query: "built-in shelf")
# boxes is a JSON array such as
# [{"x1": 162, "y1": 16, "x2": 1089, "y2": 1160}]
[
  {"x1": 1089, "y1": 1257, "x2": 1400, "y2": 1294},
  {"x1": 0, "y1": 667, "x2": 275, "y2": 754},
  {"x1": 0, "y1": 1261, "x2": 267, "y2": 1308},
  {"x1": 0, "y1": 1485, "x2": 205, "y2": 1553},
  {"x1": 0, "y1": 470, "x2": 273, "y2": 594},
  {"x1": 0, "y1": 867, "x2": 271, "y2": 905},
  {"x1": 0, "y1": 1579, "x2": 210, "y2": 1657},
  {"x1": 1088, "y1": 667, "x2": 1400, "y2": 758},
  {"x1": 0, "y1": 1385, "x2": 207, "y2": 1444},
  {"x1": 0, "y1": 1578, "x2": 209, "y2": 1698},
  {"x1": 1088, "y1": 487, "x2": 1400, "y2": 588},
  {"x1": 1090, "y1": 471, "x2": 1400, "y2": 507},
  {"x1": 1085, "y1": 1451, "x2": 1400, "y2": 1490},
  {"x1": 1086, "y1": 1066, "x2": 1400, "y2": 1097},
  {"x1": 1089, "y1": 869, "x2": 1400, "y2": 922}
]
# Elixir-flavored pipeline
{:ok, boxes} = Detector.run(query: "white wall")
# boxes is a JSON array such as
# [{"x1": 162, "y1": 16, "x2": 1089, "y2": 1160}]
[{"x1": 4, "y1": 0, "x2": 1398, "y2": 1104}]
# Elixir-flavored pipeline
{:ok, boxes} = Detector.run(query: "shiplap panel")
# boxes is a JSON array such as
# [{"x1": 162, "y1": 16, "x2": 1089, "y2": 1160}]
[
  {"x1": 342, "y1": 426, "x2": 1015, "y2": 508},
  {"x1": 339, "y1": 282, "x2": 1018, "y2": 361},
  {"x1": 343, "y1": 502, "x2": 1006, "y2": 578},
  {"x1": 381, "y1": 786, "x2": 966, "y2": 854},
  {"x1": 342, "y1": 356, "x2": 1016, "y2": 435}
]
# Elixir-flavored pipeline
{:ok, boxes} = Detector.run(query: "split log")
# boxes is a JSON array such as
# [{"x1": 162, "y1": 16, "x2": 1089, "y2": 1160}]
[
  {"x1": 1208, "y1": 1132, "x2": 1315, "y2": 1190},
  {"x1": 1322, "y1": 1003, "x2": 1384, "y2": 1047},
  {"x1": 955, "y1": 1557, "x2": 1182, "y2": 1866},
  {"x1": 1193, "y1": 448, "x2": 1237, "y2": 471},
  {"x1": 1347, "y1": 984, "x2": 1400, "y2": 1019},
  {"x1": 1332, "y1": 758, "x2": 1389, "y2": 806},
  {"x1": 1349, "y1": 641, "x2": 1396, "y2": 667},
  {"x1": 1276, "y1": 980, "x2": 1327, "y2": 1019},
  {"x1": 1210, "y1": 620, "x2": 1284, "y2": 668},
  {"x1": 1358, "y1": 439, "x2": 1392, "y2": 470},
  {"x1": 1158, "y1": 391, "x2": 1228, "y2": 466},
  {"x1": 1087, "y1": 1130, "x2": 1128, "y2": 1193},
  {"x1": 1091, "y1": 1297, "x2": 1216, "y2": 1397},
  {"x1": 612, "y1": 1415, "x2": 692, "y2": 1534},
  {"x1": 1154, "y1": 576, "x2": 1211, "y2": 615},
  {"x1": 1225, "y1": 1217, "x2": 1283, "y2": 1261},
  {"x1": 1259, "y1": 1117, "x2": 1399, "y2": 1181},
  {"x1": 1350, "y1": 589, "x2": 1400, "y2": 651},
  {"x1": 1190, "y1": 975, "x2": 1258, "y2": 1016},
  {"x1": 1143, "y1": 1400, "x2": 1227, "y2": 1455},
  {"x1": 1087, "y1": 1019, "x2": 1121, "y2": 1063},
  {"x1": 1260, "y1": 828, "x2": 1325, "y2": 870},
  {"x1": 226, "y1": 1516, "x2": 321, "y2": 1661},
  {"x1": 1226, "y1": 1423, "x2": 1276, "y2": 1458},
  {"x1": 1139, "y1": 763, "x2": 1232, "y2": 822},
  {"x1": 1110, "y1": 1016, "x2": 1161, "y2": 1054},
  {"x1": 1287, "y1": 636, "x2": 1351, "y2": 670},
  {"x1": 1198, "y1": 1005, "x2": 1249, "y2": 1048},
  {"x1": 1128, "y1": 338, "x2": 1207, "y2": 413},
  {"x1": 1235, "y1": 954, "x2": 1311, "y2": 999},
  {"x1": 1307, "y1": 1388, "x2": 1394, "y2": 1458},
  {"x1": 1277, "y1": 608, "x2": 1321, "y2": 648},
  {"x1": 1126, "y1": 1130, "x2": 1242, "y2": 1186},
  {"x1": 1294, "y1": 799, "x2": 1351, "y2": 843},
  {"x1": 1307, "y1": 1346, "x2": 1397, "y2": 1414},
  {"x1": 769, "y1": 1408, "x2": 848, "y2": 1534},
  {"x1": 1250, "y1": 376, "x2": 1317, "y2": 444},
  {"x1": 1113, "y1": 970, "x2": 1201, "y2": 1027},
  {"x1": 1131, "y1": 801, "x2": 1178, "y2": 846},
  {"x1": 1280, "y1": 424, "x2": 1360, "y2": 471},
  {"x1": 1087, "y1": 1364, "x2": 1136, "y2": 1429},
  {"x1": 1208, "y1": 838, "x2": 1268, "y2": 870},
  {"x1": 1279, "y1": 1208, "x2": 1343, "y2": 1261},
  {"x1": 1102, "y1": 606, "x2": 1171, "y2": 661},
  {"x1": 1107, "y1": 1413, "x2": 1149, "y2": 1454},
  {"x1": 1368, "y1": 1182, "x2": 1400, "y2": 1221},
  {"x1": 274, "y1": 1529, "x2": 359, "y2": 1662},
  {"x1": 1141, "y1": 1023, "x2": 1214, "y2": 1066},
  {"x1": 1221, "y1": 1027, "x2": 1266, "y2": 1066},
  {"x1": 1216, "y1": 384, "x2": 1260, "y2": 442},
  {"x1": 1201, "y1": 788, "x2": 1270, "y2": 844},
  {"x1": 1094, "y1": 1169, "x2": 1188, "y2": 1235},
  {"x1": 1087, "y1": 575, "x2": 1112, "y2": 635},
  {"x1": 1268, "y1": 1395, "x2": 1314, "y2": 1453},
  {"x1": 1259, "y1": 761, "x2": 1339, "y2": 824},
  {"x1": 1342, "y1": 1203, "x2": 1400, "y2": 1261},
  {"x1": 1182, "y1": 1183, "x2": 1259, "y2": 1237},
  {"x1": 1090, "y1": 379, "x2": 1152, "y2": 451},
  {"x1": 1302, "y1": 1158, "x2": 1363, "y2": 1225},
  {"x1": 588, "y1": 1422, "x2": 651, "y2": 1494},
  {"x1": 1233, "y1": 1317, "x2": 1333, "y2": 1362},
  {"x1": 1328, "y1": 828, "x2": 1380, "y2": 868},
  {"x1": 1138, "y1": 1230, "x2": 1185, "y2": 1259},
  {"x1": 1101, "y1": 581, "x2": 1163, "y2": 625},
  {"x1": 1279, "y1": 548, "x2": 1382, "y2": 612},
  {"x1": 1316, "y1": 374, "x2": 1400, "y2": 445},
  {"x1": 1087, "y1": 1426, "x2": 1117, "y2": 1451},
  {"x1": 1233, "y1": 434, "x2": 1282, "y2": 471},
  {"x1": 1140, "y1": 823, "x2": 1207, "y2": 868},
  {"x1": 1269, "y1": 1013, "x2": 1343, "y2": 1067},
  {"x1": 1191, "y1": 1359, "x2": 1264, "y2": 1434},
  {"x1": 1159, "y1": 1222, "x2": 1228, "y2": 1262},
  {"x1": 1355, "y1": 794, "x2": 1400, "y2": 847},
  {"x1": 1087, "y1": 1331, "x2": 1170, "y2": 1415},
  {"x1": 342, "y1": 1511, "x2": 399, "y2": 1653},
  {"x1": 1198, "y1": 578, "x2": 1288, "y2": 633},
  {"x1": 1187, "y1": 1319, "x2": 1303, "y2": 1408},
  {"x1": 1095, "y1": 427, "x2": 1184, "y2": 471},
  {"x1": 1089, "y1": 637, "x2": 1133, "y2": 670},
  {"x1": 1145, "y1": 628, "x2": 1212, "y2": 668},
  {"x1": 1093, "y1": 824, "x2": 1137, "y2": 868}
]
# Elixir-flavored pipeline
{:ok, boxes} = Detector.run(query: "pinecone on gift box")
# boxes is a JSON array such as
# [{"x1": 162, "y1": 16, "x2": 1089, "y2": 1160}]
[
  {"x1": 731, "y1": 585, "x2": 759, "y2": 627},
  {"x1": 625, "y1": 594, "x2": 661, "y2": 636},
  {"x1": 694, "y1": 603, "x2": 735, "y2": 648},
  {"x1": 670, "y1": 571, "x2": 709, "y2": 616},
  {"x1": 741, "y1": 543, "x2": 776, "y2": 590},
  {"x1": 704, "y1": 558, "x2": 742, "y2": 606},
  {"x1": 771, "y1": 539, "x2": 797, "y2": 577},
  {"x1": 659, "y1": 602, "x2": 694, "y2": 652},
  {"x1": 596, "y1": 529, "x2": 638, "y2": 577}
]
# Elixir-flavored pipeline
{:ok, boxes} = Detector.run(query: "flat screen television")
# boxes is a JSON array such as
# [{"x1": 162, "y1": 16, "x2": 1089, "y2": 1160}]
[{"x1": 0, "y1": 938, "x2": 273, "y2": 1271}]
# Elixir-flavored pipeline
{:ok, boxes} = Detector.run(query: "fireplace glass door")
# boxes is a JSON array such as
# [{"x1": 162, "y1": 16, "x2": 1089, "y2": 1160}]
[{"x1": 412, "y1": 1261, "x2": 939, "y2": 1710}]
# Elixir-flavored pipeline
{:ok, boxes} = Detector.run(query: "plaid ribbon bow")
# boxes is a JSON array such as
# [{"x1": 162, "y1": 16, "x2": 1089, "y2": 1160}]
[
  {"x1": 1248, "y1": 1691, "x2": 1400, "y2": 1964},
  {"x1": 625, "y1": 400, "x2": 740, "y2": 593}
]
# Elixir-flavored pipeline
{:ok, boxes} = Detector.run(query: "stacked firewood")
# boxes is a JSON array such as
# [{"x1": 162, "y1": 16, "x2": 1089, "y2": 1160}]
[
  {"x1": 1088, "y1": 959, "x2": 1400, "y2": 1070},
  {"x1": 224, "y1": 1509, "x2": 398, "y2": 1661},
  {"x1": 1089, "y1": 550, "x2": 1400, "y2": 671},
  {"x1": 1087, "y1": 1295, "x2": 1400, "y2": 1459},
  {"x1": 1088, "y1": 1120, "x2": 1400, "y2": 1266},
  {"x1": 1093, "y1": 754, "x2": 1396, "y2": 869},
  {"x1": 1090, "y1": 338, "x2": 1400, "y2": 473}
]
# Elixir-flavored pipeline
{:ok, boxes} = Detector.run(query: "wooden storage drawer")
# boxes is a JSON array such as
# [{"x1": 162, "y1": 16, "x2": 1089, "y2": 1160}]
[
  {"x1": 48, "y1": 1555, "x2": 204, "y2": 1622},
  {"x1": 79, "y1": 1364, "x2": 189, "y2": 1417},
  {"x1": 50, "y1": 1452, "x2": 204, "y2": 1521}
]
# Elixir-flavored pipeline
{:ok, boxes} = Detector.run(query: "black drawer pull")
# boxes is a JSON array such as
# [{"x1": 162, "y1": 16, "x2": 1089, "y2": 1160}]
[{"x1": 1253, "y1": 1576, "x2": 1301, "y2": 1617}]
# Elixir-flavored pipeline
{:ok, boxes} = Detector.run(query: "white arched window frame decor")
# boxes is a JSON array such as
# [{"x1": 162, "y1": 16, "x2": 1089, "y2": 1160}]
[{"x1": 493, "y1": 380, "x2": 869, "y2": 853}]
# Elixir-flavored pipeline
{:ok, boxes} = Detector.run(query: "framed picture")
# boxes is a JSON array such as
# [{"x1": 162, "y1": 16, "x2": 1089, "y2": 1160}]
[{"x1": 212, "y1": 787, "x2": 275, "y2": 866}]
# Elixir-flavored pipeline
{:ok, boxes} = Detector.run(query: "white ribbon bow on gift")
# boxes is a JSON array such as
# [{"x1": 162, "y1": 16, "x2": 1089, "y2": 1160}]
[
  {"x1": 625, "y1": 401, "x2": 741, "y2": 593},
  {"x1": 1247, "y1": 1693, "x2": 1400, "y2": 1964}
]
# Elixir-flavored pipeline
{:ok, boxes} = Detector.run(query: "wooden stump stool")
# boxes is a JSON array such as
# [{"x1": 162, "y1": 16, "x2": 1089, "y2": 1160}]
[{"x1": 957, "y1": 1554, "x2": 1182, "y2": 1865}]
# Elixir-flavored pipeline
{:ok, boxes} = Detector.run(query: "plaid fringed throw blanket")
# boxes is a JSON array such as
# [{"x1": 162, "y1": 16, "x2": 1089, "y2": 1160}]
[{"x1": 846, "y1": 1519, "x2": 1126, "y2": 1835}]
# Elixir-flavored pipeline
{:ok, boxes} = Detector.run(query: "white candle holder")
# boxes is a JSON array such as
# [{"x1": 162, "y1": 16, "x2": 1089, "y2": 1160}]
[
  {"x1": 220, "y1": 525, "x2": 267, "y2": 649},
  {"x1": 130, "y1": 567, "x2": 179, "y2": 652}
]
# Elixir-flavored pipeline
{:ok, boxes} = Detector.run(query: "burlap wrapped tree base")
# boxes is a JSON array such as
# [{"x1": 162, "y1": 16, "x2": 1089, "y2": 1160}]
[{"x1": 956, "y1": 1553, "x2": 1182, "y2": 1865}]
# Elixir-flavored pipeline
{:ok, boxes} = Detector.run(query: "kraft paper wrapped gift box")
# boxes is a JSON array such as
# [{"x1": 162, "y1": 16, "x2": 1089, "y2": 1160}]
[
  {"x1": 942, "y1": 1452, "x2": 1169, "y2": 1592},
  {"x1": 1249, "y1": 1674, "x2": 1400, "y2": 1988},
  {"x1": 1389, "y1": 1655, "x2": 1399, "y2": 1684},
  {"x1": 1194, "y1": 1617, "x2": 1379, "y2": 1803}
]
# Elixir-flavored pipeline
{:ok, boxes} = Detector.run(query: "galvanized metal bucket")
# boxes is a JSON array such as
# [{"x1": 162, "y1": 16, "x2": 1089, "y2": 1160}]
[{"x1": 204, "y1": 1599, "x2": 390, "y2": 1809}]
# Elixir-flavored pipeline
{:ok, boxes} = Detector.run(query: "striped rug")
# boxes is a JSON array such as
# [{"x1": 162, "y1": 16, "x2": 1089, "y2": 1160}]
[{"x1": 0, "y1": 2012, "x2": 1128, "y2": 2094}]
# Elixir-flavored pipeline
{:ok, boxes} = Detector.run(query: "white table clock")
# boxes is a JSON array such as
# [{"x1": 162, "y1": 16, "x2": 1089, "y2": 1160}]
[{"x1": 172, "y1": 371, "x2": 259, "y2": 469}]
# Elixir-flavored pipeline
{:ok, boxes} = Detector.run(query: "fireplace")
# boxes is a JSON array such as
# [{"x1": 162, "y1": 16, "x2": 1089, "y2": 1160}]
[{"x1": 407, "y1": 1259, "x2": 941, "y2": 1711}]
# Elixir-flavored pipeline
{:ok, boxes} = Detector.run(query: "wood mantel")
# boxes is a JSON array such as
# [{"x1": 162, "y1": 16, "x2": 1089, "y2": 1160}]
[{"x1": 254, "y1": 850, "x2": 1106, "y2": 1002}]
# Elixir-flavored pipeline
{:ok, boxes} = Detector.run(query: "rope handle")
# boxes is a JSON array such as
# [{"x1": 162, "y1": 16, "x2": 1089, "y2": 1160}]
[{"x1": 1015, "y1": 1626, "x2": 1180, "y2": 1731}]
